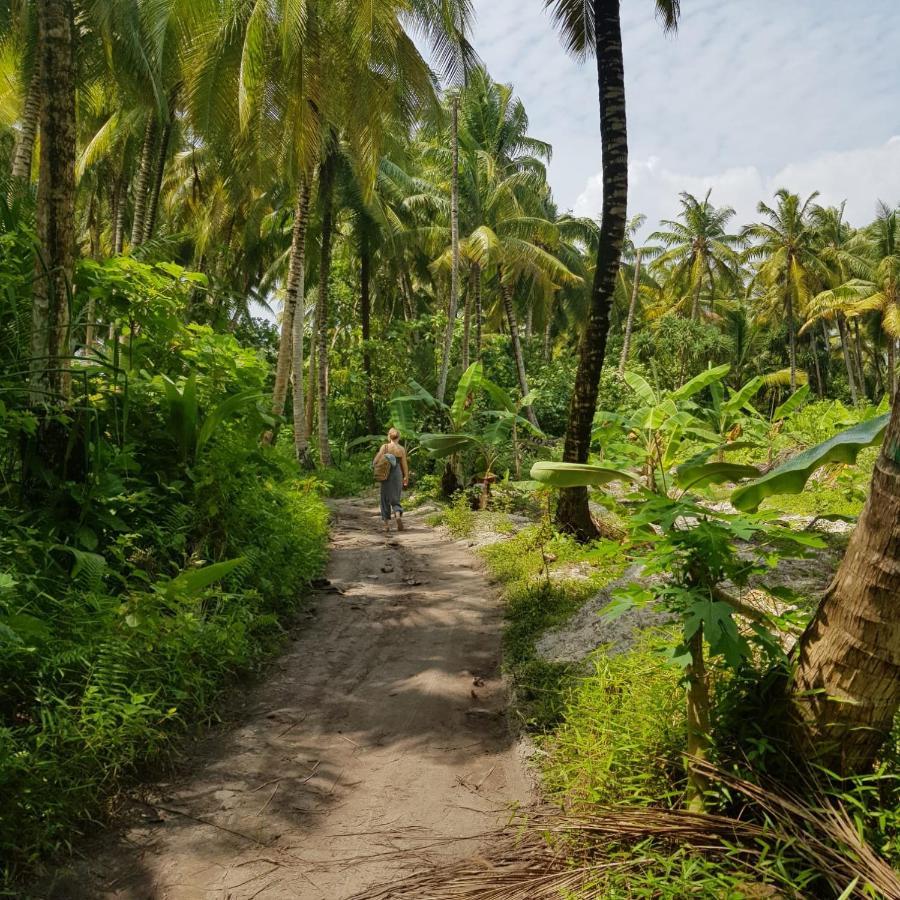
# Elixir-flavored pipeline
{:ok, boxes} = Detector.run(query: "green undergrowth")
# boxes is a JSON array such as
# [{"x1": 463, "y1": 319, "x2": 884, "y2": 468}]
[
  {"x1": 430, "y1": 491, "x2": 900, "y2": 897},
  {"x1": 476, "y1": 514, "x2": 629, "y2": 730},
  {"x1": 319, "y1": 452, "x2": 375, "y2": 497},
  {"x1": 540, "y1": 634, "x2": 684, "y2": 807},
  {"x1": 1, "y1": 441, "x2": 328, "y2": 887}
]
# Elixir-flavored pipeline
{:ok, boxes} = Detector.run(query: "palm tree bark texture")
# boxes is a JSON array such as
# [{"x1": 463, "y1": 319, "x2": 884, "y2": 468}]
[
  {"x1": 291, "y1": 180, "x2": 313, "y2": 468},
  {"x1": 29, "y1": 0, "x2": 76, "y2": 404},
  {"x1": 556, "y1": 0, "x2": 628, "y2": 539},
  {"x1": 11, "y1": 63, "x2": 41, "y2": 183},
  {"x1": 316, "y1": 151, "x2": 337, "y2": 468},
  {"x1": 791, "y1": 390, "x2": 900, "y2": 773}
]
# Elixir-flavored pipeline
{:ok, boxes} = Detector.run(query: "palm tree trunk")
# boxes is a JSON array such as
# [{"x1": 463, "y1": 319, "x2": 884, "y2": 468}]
[
  {"x1": 618, "y1": 247, "x2": 641, "y2": 376},
  {"x1": 130, "y1": 116, "x2": 157, "y2": 248},
  {"x1": 852, "y1": 317, "x2": 867, "y2": 398},
  {"x1": 889, "y1": 338, "x2": 897, "y2": 404},
  {"x1": 113, "y1": 168, "x2": 126, "y2": 254},
  {"x1": 473, "y1": 262, "x2": 483, "y2": 360},
  {"x1": 556, "y1": 0, "x2": 628, "y2": 539},
  {"x1": 265, "y1": 181, "x2": 310, "y2": 445},
  {"x1": 436, "y1": 94, "x2": 460, "y2": 404},
  {"x1": 143, "y1": 114, "x2": 173, "y2": 244},
  {"x1": 810, "y1": 331, "x2": 824, "y2": 398},
  {"x1": 29, "y1": 0, "x2": 76, "y2": 404},
  {"x1": 873, "y1": 336, "x2": 885, "y2": 399},
  {"x1": 11, "y1": 63, "x2": 42, "y2": 183},
  {"x1": 500, "y1": 274, "x2": 540, "y2": 429},
  {"x1": 525, "y1": 304, "x2": 533, "y2": 340},
  {"x1": 360, "y1": 227, "x2": 378, "y2": 435},
  {"x1": 690, "y1": 276, "x2": 702, "y2": 321},
  {"x1": 306, "y1": 329, "x2": 317, "y2": 439},
  {"x1": 291, "y1": 180, "x2": 313, "y2": 468},
  {"x1": 543, "y1": 307, "x2": 553, "y2": 363},
  {"x1": 837, "y1": 315, "x2": 859, "y2": 405},
  {"x1": 791, "y1": 390, "x2": 900, "y2": 773},
  {"x1": 315, "y1": 152, "x2": 336, "y2": 468},
  {"x1": 786, "y1": 286, "x2": 798, "y2": 392},
  {"x1": 461, "y1": 267, "x2": 473, "y2": 372}
]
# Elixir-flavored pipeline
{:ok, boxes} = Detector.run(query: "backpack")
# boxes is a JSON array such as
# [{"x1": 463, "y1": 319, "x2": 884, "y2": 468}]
[{"x1": 373, "y1": 451, "x2": 392, "y2": 482}]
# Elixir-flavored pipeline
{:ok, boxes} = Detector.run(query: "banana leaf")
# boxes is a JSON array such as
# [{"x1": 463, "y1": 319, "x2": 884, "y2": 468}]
[
  {"x1": 419, "y1": 433, "x2": 480, "y2": 458},
  {"x1": 731, "y1": 413, "x2": 890, "y2": 511},
  {"x1": 670, "y1": 364, "x2": 730, "y2": 401},
  {"x1": 450, "y1": 362, "x2": 484, "y2": 428},
  {"x1": 773, "y1": 383, "x2": 811, "y2": 421},
  {"x1": 675, "y1": 461, "x2": 761, "y2": 490},
  {"x1": 529, "y1": 461, "x2": 638, "y2": 488}
]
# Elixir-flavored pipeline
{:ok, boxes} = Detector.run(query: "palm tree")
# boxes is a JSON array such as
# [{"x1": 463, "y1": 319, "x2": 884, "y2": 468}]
[
  {"x1": 805, "y1": 203, "x2": 864, "y2": 404},
  {"x1": 29, "y1": 0, "x2": 76, "y2": 402},
  {"x1": 825, "y1": 203, "x2": 900, "y2": 402},
  {"x1": 743, "y1": 189, "x2": 827, "y2": 391},
  {"x1": 791, "y1": 387, "x2": 900, "y2": 773},
  {"x1": 544, "y1": 0, "x2": 681, "y2": 541},
  {"x1": 436, "y1": 90, "x2": 460, "y2": 405},
  {"x1": 650, "y1": 190, "x2": 743, "y2": 321},
  {"x1": 3, "y1": 0, "x2": 40, "y2": 184},
  {"x1": 617, "y1": 213, "x2": 655, "y2": 376}
]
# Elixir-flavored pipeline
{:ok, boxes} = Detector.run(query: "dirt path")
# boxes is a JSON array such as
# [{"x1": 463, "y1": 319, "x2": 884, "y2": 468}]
[{"x1": 50, "y1": 497, "x2": 529, "y2": 900}]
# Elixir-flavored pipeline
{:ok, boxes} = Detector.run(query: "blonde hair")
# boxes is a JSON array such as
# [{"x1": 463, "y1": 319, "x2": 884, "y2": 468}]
[{"x1": 387, "y1": 427, "x2": 400, "y2": 441}]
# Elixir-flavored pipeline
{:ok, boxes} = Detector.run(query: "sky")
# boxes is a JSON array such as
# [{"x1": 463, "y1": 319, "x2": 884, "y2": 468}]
[{"x1": 466, "y1": 0, "x2": 900, "y2": 237}]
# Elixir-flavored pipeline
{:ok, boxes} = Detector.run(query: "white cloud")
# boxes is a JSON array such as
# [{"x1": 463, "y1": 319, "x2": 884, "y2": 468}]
[
  {"x1": 469, "y1": 0, "x2": 900, "y2": 214},
  {"x1": 574, "y1": 137, "x2": 900, "y2": 238}
]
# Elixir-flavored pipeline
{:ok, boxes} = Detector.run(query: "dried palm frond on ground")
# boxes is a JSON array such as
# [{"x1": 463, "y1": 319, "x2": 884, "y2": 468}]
[{"x1": 351, "y1": 763, "x2": 900, "y2": 900}]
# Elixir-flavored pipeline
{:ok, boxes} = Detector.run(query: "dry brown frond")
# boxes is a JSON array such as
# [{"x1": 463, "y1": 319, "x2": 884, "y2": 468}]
[{"x1": 350, "y1": 766, "x2": 900, "y2": 900}]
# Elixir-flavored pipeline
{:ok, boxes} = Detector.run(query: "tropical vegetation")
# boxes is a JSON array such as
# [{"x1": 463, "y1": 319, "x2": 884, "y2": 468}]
[{"x1": 2, "y1": 0, "x2": 900, "y2": 896}]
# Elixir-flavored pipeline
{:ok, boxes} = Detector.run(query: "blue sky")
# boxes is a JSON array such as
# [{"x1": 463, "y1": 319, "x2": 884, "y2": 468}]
[{"x1": 468, "y1": 0, "x2": 900, "y2": 234}]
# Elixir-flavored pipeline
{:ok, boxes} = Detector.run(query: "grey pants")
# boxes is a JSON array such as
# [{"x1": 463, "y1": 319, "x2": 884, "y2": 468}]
[{"x1": 379, "y1": 460, "x2": 403, "y2": 521}]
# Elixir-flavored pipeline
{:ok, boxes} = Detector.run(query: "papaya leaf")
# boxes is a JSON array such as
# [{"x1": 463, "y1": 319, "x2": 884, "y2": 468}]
[
  {"x1": 731, "y1": 413, "x2": 890, "y2": 512},
  {"x1": 529, "y1": 461, "x2": 638, "y2": 488}
]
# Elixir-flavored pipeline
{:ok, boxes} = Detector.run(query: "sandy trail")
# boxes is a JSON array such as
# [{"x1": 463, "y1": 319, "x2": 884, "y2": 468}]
[{"x1": 52, "y1": 497, "x2": 528, "y2": 900}]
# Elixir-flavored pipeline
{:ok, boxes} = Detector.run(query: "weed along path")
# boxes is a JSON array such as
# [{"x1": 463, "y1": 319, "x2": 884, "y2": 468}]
[{"x1": 59, "y1": 497, "x2": 529, "y2": 900}]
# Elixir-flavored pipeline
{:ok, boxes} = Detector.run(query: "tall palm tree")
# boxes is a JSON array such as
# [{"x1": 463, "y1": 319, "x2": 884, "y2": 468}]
[
  {"x1": 29, "y1": 0, "x2": 76, "y2": 402},
  {"x1": 791, "y1": 385, "x2": 900, "y2": 773},
  {"x1": 617, "y1": 213, "x2": 656, "y2": 375},
  {"x1": 809, "y1": 203, "x2": 900, "y2": 402},
  {"x1": 649, "y1": 189, "x2": 743, "y2": 321},
  {"x1": 544, "y1": 0, "x2": 681, "y2": 540},
  {"x1": 743, "y1": 189, "x2": 827, "y2": 391},
  {"x1": 3, "y1": 0, "x2": 40, "y2": 184},
  {"x1": 805, "y1": 203, "x2": 864, "y2": 404},
  {"x1": 436, "y1": 90, "x2": 460, "y2": 404}
]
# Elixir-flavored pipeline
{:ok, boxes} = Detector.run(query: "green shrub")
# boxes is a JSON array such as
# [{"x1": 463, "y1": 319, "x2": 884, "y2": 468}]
[{"x1": 0, "y1": 439, "x2": 328, "y2": 883}]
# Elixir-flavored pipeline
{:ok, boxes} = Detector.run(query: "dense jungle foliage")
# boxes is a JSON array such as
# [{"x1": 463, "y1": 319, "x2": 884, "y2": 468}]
[{"x1": 2, "y1": 0, "x2": 900, "y2": 896}]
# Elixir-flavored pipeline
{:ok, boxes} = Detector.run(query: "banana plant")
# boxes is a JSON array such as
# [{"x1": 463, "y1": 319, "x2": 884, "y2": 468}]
[
  {"x1": 621, "y1": 364, "x2": 731, "y2": 492},
  {"x1": 391, "y1": 362, "x2": 543, "y2": 502},
  {"x1": 731, "y1": 409, "x2": 891, "y2": 511}
]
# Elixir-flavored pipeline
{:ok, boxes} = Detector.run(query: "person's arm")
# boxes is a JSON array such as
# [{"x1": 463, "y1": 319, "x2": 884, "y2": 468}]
[{"x1": 400, "y1": 448, "x2": 409, "y2": 483}]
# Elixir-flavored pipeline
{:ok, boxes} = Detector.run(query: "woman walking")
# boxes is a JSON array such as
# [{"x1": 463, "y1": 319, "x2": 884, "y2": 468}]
[{"x1": 374, "y1": 428, "x2": 409, "y2": 533}]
